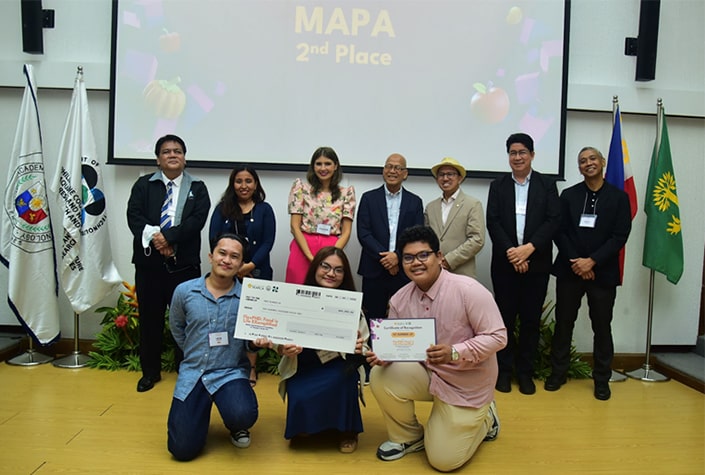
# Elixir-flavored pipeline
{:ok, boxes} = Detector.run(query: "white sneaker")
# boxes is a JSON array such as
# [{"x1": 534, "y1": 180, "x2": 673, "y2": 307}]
[
  {"x1": 376, "y1": 437, "x2": 424, "y2": 461},
  {"x1": 483, "y1": 400, "x2": 500, "y2": 442},
  {"x1": 231, "y1": 429, "x2": 251, "y2": 448}
]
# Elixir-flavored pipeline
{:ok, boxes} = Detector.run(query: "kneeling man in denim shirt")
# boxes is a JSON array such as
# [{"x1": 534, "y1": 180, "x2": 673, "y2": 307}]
[{"x1": 167, "y1": 233, "x2": 260, "y2": 461}]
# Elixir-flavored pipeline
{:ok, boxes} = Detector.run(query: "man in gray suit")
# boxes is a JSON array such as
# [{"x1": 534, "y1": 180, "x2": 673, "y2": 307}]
[{"x1": 424, "y1": 157, "x2": 485, "y2": 278}]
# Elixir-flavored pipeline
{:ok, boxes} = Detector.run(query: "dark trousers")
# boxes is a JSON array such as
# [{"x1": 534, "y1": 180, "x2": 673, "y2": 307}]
[
  {"x1": 361, "y1": 273, "x2": 407, "y2": 381},
  {"x1": 135, "y1": 264, "x2": 200, "y2": 378},
  {"x1": 492, "y1": 271, "x2": 550, "y2": 378},
  {"x1": 167, "y1": 378, "x2": 258, "y2": 461},
  {"x1": 550, "y1": 277, "x2": 617, "y2": 383},
  {"x1": 361, "y1": 273, "x2": 408, "y2": 321}
]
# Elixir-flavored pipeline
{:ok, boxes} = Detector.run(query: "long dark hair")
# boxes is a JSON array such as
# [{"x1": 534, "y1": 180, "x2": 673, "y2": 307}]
[
  {"x1": 303, "y1": 246, "x2": 356, "y2": 291},
  {"x1": 218, "y1": 165, "x2": 266, "y2": 222},
  {"x1": 306, "y1": 146, "x2": 342, "y2": 202}
]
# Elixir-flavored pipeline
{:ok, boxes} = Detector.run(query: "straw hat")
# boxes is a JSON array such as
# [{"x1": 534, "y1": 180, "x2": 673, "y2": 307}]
[{"x1": 431, "y1": 157, "x2": 467, "y2": 179}]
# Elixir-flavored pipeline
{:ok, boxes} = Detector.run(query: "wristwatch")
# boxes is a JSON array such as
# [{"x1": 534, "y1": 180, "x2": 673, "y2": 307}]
[{"x1": 451, "y1": 346, "x2": 459, "y2": 361}]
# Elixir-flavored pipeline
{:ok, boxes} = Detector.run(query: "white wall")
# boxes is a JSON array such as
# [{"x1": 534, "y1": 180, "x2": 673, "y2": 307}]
[{"x1": 0, "y1": 0, "x2": 703, "y2": 353}]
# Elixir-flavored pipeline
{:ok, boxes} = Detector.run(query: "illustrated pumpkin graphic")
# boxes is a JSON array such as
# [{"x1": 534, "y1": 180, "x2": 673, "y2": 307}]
[{"x1": 143, "y1": 78, "x2": 186, "y2": 119}]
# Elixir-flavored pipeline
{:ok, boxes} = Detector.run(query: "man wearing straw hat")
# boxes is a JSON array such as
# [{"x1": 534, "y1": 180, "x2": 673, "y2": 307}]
[{"x1": 424, "y1": 157, "x2": 485, "y2": 278}]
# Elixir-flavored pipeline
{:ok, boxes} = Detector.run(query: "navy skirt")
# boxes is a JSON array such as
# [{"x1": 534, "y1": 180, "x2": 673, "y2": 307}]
[{"x1": 284, "y1": 348, "x2": 363, "y2": 439}]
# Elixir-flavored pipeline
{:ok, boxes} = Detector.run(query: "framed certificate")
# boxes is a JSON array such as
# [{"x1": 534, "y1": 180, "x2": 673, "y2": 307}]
[
  {"x1": 234, "y1": 278, "x2": 362, "y2": 354},
  {"x1": 369, "y1": 318, "x2": 437, "y2": 362}
]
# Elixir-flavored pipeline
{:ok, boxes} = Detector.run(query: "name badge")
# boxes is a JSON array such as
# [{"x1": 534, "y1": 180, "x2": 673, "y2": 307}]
[
  {"x1": 316, "y1": 349, "x2": 339, "y2": 364},
  {"x1": 515, "y1": 203, "x2": 527, "y2": 215},
  {"x1": 316, "y1": 223, "x2": 332, "y2": 235},
  {"x1": 209, "y1": 331, "x2": 229, "y2": 347},
  {"x1": 579, "y1": 214, "x2": 597, "y2": 228}
]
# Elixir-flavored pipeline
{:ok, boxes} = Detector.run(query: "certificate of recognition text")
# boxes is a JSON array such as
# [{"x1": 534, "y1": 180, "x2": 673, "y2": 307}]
[{"x1": 369, "y1": 318, "x2": 437, "y2": 362}]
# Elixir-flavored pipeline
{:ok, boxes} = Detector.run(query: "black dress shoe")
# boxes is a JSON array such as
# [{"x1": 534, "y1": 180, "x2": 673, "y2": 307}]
[
  {"x1": 137, "y1": 375, "x2": 161, "y2": 392},
  {"x1": 518, "y1": 376, "x2": 536, "y2": 395},
  {"x1": 594, "y1": 381, "x2": 611, "y2": 401},
  {"x1": 544, "y1": 374, "x2": 567, "y2": 391},
  {"x1": 495, "y1": 373, "x2": 512, "y2": 393}
]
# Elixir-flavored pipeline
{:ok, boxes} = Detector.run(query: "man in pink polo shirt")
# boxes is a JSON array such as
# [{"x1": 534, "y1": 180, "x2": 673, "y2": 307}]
[{"x1": 367, "y1": 225, "x2": 507, "y2": 472}]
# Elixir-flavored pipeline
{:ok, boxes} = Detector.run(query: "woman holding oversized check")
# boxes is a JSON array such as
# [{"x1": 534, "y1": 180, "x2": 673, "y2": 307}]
[{"x1": 277, "y1": 247, "x2": 369, "y2": 453}]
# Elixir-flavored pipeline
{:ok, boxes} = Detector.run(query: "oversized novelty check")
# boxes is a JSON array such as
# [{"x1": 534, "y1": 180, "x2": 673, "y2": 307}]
[
  {"x1": 369, "y1": 318, "x2": 437, "y2": 362},
  {"x1": 234, "y1": 278, "x2": 362, "y2": 353}
]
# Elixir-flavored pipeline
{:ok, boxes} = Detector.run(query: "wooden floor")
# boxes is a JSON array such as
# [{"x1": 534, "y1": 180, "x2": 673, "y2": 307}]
[{"x1": 0, "y1": 363, "x2": 703, "y2": 474}]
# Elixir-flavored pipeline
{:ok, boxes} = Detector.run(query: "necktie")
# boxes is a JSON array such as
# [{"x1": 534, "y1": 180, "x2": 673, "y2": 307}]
[{"x1": 160, "y1": 181, "x2": 174, "y2": 229}]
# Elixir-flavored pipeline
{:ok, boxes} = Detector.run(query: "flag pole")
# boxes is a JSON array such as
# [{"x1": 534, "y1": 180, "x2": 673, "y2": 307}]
[
  {"x1": 6, "y1": 335, "x2": 53, "y2": 366},
  {"x1": 609, "y1": 95, "x2": 628, "y2": 383},
  {"x1": 626, "y1": 98, "x2": 669, "y2": 382},
  {"x1": 51, "y1": 66, "x2": 90, "y2": 369},
  {"x1": 53, "y1": 312, "x2": 90, "y2": 368}
]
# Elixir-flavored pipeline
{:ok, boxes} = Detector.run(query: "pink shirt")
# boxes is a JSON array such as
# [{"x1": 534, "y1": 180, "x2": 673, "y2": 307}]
[
  {"x1": 287, "y1": 178, "x2": 356, "y2": 235},
  {"x1": 388, "y1": 269, "x2": 507, "y2": 408}
]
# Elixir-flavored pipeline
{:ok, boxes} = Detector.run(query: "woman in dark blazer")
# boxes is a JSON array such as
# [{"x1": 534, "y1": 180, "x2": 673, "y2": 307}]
[
  {"x1": 209, "y1": 165, "x2": 276, "y2": 385},
  {"x1": 209, "y1": 166, "x2": 276, "y2": 280}
]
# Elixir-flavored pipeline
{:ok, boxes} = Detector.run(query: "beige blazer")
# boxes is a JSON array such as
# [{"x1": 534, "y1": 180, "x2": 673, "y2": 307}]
[{"x1": 424, "y1": 189, "x2": 486, "y2": 278}]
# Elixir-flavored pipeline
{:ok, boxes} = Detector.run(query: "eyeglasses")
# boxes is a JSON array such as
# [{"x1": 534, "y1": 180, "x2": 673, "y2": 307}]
[
  {"x1": 384, "y1": 164, "x2": 406, "y2": 172},
  {"x1": 437, "y1": 171, "x2": 459, "y2": 179},
  {"x1": 319, "y1": 261, "x2": 345, "y2": 276},
  {"x1": 402, "y1": 250, "x2": 435, "y2": 264},
  {"x1": 509, "y1": 149, "x2": 530, "y2": 158}
]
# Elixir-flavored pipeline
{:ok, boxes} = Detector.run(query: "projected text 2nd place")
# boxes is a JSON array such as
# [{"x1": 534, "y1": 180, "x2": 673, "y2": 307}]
[{"x1": 296, "y1": 42, "x2": 392, "y2": 66}]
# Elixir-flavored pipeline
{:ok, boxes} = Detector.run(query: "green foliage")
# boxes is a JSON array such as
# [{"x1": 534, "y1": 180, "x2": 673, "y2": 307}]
[
  {"x1": 517, "y1": 301, "x2": 593, "y2": 381},
  {"x1": 87, "y1": 282, "x2": 176, "y2": 372},
  {"x1": 88, "y1": 282, "x2": 281, "y2": 375},
  {"x1": 255, "y1": 347, "x2": 281, "y2": 375}
]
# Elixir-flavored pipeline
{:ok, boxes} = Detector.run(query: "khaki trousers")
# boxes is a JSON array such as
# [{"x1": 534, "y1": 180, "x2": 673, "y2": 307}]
[{"x1": 370, "y1": 362, "x2": 493, "y2": 472}]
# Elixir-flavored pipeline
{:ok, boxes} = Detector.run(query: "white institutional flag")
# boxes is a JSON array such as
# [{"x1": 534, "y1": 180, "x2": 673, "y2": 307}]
[
  {"x1": 0, "y1": 64, "x2": 61, "y2": 345},
  {"x1": 50, "y1": 67, "x2": 122, "y2": 313}
]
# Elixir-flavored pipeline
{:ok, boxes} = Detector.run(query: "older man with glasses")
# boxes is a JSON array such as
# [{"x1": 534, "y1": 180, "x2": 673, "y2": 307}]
[
  {"x1": 356, "y1": 153, "x2": 424, "y2": 322},
  {"x1": 366, "y1": 225, "x2": 506, "y2": 472},
  {"x1": 424, "y1": 157, "x2": 485, "y2": 278}
]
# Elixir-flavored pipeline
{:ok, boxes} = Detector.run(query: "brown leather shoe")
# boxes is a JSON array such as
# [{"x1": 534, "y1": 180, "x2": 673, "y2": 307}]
[{"x1": 339, "y1": 433, "x2": 358, "y2": 453}]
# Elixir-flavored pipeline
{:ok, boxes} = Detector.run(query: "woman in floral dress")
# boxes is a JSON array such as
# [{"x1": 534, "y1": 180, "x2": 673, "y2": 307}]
[{"x1": 285, "y1": 146, "x2": 355, "y2": 284}]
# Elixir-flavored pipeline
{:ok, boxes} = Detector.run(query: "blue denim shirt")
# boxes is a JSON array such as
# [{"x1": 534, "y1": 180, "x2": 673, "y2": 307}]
[{"x1": 170, "y1": 275, "x2": 249, "y2": 401}]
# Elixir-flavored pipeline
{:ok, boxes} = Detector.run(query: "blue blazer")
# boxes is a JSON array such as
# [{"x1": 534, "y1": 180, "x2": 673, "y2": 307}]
[
  {"x1": 356, "y1": 185, "x2": 424, "y2": 279},
  {"x1": 209, "y1": 201, "x2": 276, "y2": 280}
]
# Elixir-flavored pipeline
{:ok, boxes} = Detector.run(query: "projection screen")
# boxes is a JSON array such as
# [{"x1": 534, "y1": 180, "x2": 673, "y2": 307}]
[{"x1": 109, "y1": 0, "x2": 569, "y2": 177}]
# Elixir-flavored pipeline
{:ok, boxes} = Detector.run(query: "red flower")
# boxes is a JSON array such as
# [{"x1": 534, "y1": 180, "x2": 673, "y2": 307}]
[{"x1": 115, "y1": 315, "x2": 129, "y2": 329}]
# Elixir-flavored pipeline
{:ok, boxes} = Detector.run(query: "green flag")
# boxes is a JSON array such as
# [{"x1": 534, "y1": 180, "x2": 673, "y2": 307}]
[{"x1": 642, "y1": 108, "x2": 683, "y2": 284}]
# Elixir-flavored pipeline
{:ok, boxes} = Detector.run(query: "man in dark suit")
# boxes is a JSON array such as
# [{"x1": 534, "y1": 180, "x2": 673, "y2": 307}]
[
  {"x1": 487, "y1": 133, "x2": 560, "y2": 395},
  {"x1": 127, "y1": 134, "x2": 210, "y2": 392},
  {"x1": 357, "y1": 153, "x2": 424, "y2": 321},
  {"x1": 545, "y1": 146, "x2": 631, "y2": 401}
]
